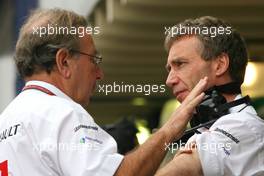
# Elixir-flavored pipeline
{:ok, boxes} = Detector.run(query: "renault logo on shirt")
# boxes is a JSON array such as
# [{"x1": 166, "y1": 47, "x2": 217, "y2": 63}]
[{"x1": 0, "y1": 124, "x2": 21, "y2": 143}]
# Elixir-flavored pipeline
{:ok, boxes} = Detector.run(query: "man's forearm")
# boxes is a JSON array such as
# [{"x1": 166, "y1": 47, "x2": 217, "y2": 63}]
[
  {"x1": 115, "y1": 129, "x2": 170, "y2": 176},
  {"x1": 155, "y1": 148, "x2": 203, "y2": 176}
]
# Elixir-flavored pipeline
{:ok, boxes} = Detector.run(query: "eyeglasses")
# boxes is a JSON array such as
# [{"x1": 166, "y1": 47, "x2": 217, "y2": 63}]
[{"x1": 70, "y1": 49, "x2": 103, "y2": 65}]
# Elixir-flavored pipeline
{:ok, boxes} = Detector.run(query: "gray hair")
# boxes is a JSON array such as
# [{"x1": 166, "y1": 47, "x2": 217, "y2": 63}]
[{"x1": 15, "y1": 8, "x2": 88, "y2": 78}]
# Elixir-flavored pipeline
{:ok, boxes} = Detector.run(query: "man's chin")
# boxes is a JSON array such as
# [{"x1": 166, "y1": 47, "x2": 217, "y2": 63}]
[
  {"x1": 177, "y1": 97, "x2": 184, "y2": 103},
  {"x1": 81, "y1": 98, "x2": 90, "y2": 107},
  {"x1": 176, "y1": 92, "x2": 188, "y2": 103}
]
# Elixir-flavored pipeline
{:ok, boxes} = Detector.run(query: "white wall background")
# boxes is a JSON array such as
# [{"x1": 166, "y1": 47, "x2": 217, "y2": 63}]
[
  {"x1": 39, "y1": 0, "x2": 99, "y2": 16},
  {"x1": 0, "y1": 55, "x2": 16, "y2": 112}
]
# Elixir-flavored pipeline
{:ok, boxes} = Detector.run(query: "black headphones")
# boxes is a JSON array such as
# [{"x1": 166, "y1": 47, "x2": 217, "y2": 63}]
[{"x1": 175, "y1": 82, "x2": 251, "y2": 143}]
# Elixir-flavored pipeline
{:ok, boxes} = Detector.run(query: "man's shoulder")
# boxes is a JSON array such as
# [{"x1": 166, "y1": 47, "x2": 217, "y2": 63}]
[
  {"x1": 211, "y1": 105, "x2": 264, "y2": 139},
  {"x1": 1, "y1": 91, "x2": 92, "y2": 126},
  {"x1": 194, "y1": 105, "x2": 264, "y2": 175},
  {"x1": 25, "y1": 90, "x2": 86, "y2": 113},
  {"x1": 214, "y1": 105, "x2": 263, "y2": 125}
]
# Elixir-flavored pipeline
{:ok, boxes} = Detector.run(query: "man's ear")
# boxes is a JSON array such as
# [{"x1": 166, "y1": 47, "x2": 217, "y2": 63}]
[
  {"x1": 214, "y1": 53, "x2": 230, "y2": 77},
  {"x1": 55, "y1": 48, "x2": 72, "y2": 78}
]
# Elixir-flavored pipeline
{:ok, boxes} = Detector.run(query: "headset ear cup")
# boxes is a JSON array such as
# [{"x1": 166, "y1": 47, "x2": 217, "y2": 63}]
[
  {"x1": 190, "y1": 89, "x2": 228, "y2": 128},
  {"x1": 190, "y1": 113, "x2": 201, "y2": 128}
]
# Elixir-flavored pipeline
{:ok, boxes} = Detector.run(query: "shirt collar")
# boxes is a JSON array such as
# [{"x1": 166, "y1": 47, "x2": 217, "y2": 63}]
[
  {"x1": 25, "y1": 80, "x2": 74, "y2": 102},
  {"x1": 228, "y1": 94, "x2": 257, "y2": 115}
]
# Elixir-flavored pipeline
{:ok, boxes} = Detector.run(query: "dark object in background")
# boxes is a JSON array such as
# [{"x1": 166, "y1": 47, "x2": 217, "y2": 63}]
[
  {"x1": 102, "y1": 117, "x2": 139, "y2": 154},
  {"x1": 252, "y1": 97, "x2": 264, "y2": 119}
]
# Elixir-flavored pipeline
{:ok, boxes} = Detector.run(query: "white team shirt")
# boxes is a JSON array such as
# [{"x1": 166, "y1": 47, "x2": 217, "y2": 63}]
[
  {"x1": 187, "y1": 95, "x2": 264, "y2": 176},
  {"x1": 0, "y1": 81, "x2": 123, "y2": 176}
]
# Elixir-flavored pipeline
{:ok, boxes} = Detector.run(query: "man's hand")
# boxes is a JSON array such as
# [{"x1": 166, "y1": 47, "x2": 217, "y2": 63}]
[
  {"x1": 114, "y1": 77, "x2": 207, "y2": 176},
  {"x1": 160, "y1": 77, "x2": 208, "y2": 142}
]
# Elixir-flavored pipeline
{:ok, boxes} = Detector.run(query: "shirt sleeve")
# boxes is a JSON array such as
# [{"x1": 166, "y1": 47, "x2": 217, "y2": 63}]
[
  {"x1": 46, "y1": 108, "x2": 124, "y2": 176},
  {"x1": 194, "y1": 113, "x2": 263, "y2": 176},
  {"x1": 195, "y1": 131, "x2": 226, "y2": 175}
]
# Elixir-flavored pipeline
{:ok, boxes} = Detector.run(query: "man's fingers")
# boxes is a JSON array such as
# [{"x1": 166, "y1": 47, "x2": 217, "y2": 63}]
[
  {"x1": 184, "y1": 77, "x2": 207, "y2": 103},
  {"x1": 182, "y1": 92, "x2": 205, "y2": 117},
  {"x1": 160, "y1": 77, "x2": 207, "y2": 141},
  {"x1": 186, "y1": 92, "x2": 205, "y2": 112},
  {"x1": 182, "y1": 77, "x2": 208, "y2": 106}
]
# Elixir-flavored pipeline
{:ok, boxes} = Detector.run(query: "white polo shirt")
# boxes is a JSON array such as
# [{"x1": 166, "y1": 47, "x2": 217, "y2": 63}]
[
  {"x1": 0, "y1": 81, "x2": 123, "y2": 176},
  {"x1": 187, "y1": 95, "x2": 264, "y2": 176}
]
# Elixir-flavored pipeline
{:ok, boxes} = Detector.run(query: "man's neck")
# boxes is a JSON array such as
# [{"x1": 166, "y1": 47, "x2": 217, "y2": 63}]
[
  {"x1": 214, "y1": 76, "x2": 240, "y2": 103},
  {"x1": 222, "y1": 93, "x2": 238, "y2": 103},
  {"x1": 25, "y1": 72, "x2": 66, "y2": 97}
]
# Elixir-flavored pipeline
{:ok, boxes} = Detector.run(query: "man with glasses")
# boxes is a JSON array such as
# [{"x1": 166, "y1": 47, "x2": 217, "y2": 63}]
[{"x1": 0, "y1": 8, "x2": 207, "y2": 175}]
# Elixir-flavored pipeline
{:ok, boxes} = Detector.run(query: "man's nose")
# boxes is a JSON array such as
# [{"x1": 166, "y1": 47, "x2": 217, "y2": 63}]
[
  {"x1": 166, "y1": 70, "x2": 179, "y2": 88},
  {"x1": 96, "y1": 67, "x2": 104, "y2": 80}
]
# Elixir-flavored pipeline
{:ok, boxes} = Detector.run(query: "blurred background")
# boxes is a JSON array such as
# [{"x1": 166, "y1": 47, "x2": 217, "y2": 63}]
[{"x1": 0, "y1": 0, "x2": 264, "y2": 154}]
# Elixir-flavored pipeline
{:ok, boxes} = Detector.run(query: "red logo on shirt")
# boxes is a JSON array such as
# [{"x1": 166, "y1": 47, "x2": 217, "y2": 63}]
[{"x1": 0, "y1": 160, "x2": 8, "y2": 176}]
